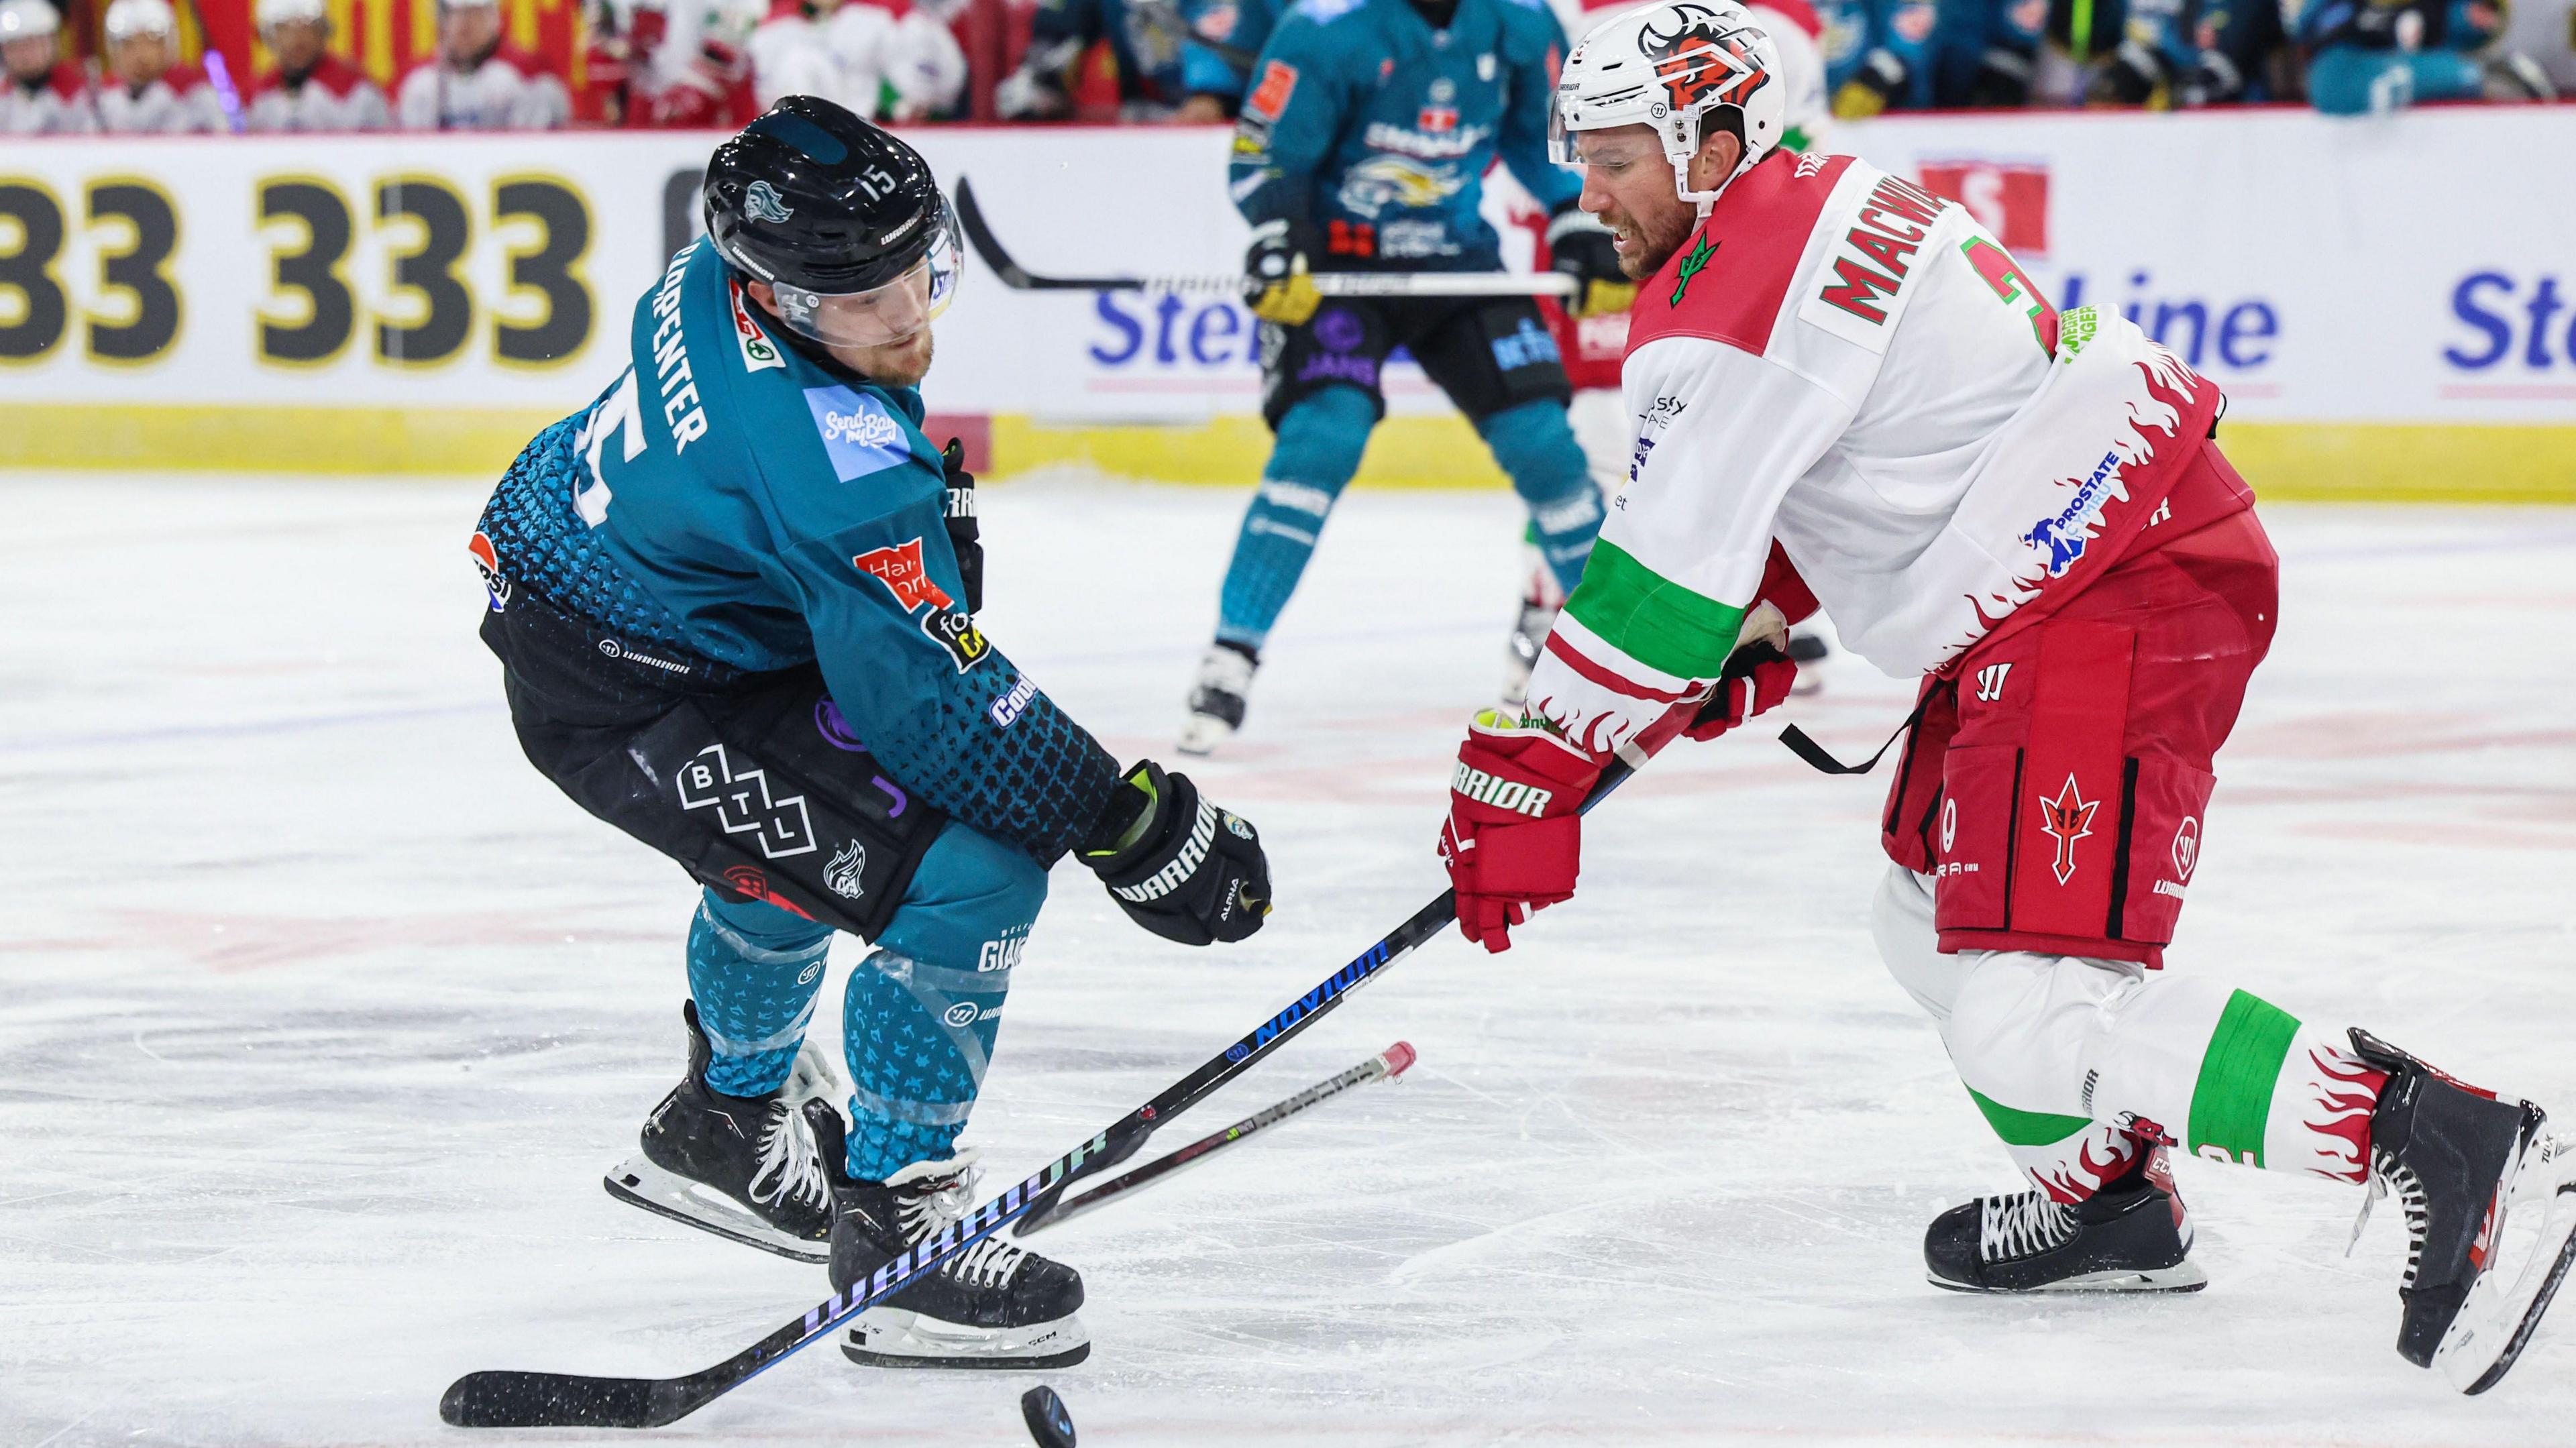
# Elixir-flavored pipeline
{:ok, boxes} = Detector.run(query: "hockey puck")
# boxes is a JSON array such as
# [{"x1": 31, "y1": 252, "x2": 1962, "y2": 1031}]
[{"x1": 1021, "y1": 1384, "x2": 1075, "y2": 1447}]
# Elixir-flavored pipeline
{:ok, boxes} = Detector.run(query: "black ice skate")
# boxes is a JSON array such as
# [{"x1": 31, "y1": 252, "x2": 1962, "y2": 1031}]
[
  {"x1": 1927, "y1": 1146, "x2": 2206, "y2": 1294},
  {"x1": 2347, "y1": 1029, "x2": 2576, "y2": 1393},
  {"x1": 832, "y1": 1148, "x2": 1091, "y2": 1369},
  {"x1": 1501, "y1": 598, "x2": 1556, "y2": 710},
  {"x1": 603, "y1": 1002, "x2": 838, "y2": 1263},
  {"x1": 1177, "y1": 642, "x2": 1256, "y2": 756}
]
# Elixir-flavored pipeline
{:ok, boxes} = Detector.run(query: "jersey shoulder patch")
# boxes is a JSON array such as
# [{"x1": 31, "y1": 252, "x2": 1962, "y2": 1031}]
[
  {"x1": 1792, "y1": 163, "x2": 1956, "y2": 355},
  {"x1": 1626, "y1": 150, "x2": 1850, "y2": 361}
]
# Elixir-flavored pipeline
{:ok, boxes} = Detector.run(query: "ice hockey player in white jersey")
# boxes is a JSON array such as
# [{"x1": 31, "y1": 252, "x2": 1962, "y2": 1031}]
[
  {"x1": 2, "y1": 0, "x2": 97, "y2": 134},
  {"x1": 1436, "y1": 0, "x2": 2576, "y2": 1392},
  {"x1": 396, "y1": 0, "x2": 570, "y2": 129},
  {"x1": 95, "y1": 0, "x2": 230, "y2": 133},
  {"x1": 246, "y1": 0, "x2": 392, "y2": 131}
]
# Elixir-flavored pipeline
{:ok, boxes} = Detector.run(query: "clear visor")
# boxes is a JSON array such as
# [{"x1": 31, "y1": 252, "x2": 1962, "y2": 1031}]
[
  {"x1": 1549, "y1": 105, "x2": 1676, "y2": 170},
  {"x1": 767, "y1": 201, "x2": 962, "y2": 350}
]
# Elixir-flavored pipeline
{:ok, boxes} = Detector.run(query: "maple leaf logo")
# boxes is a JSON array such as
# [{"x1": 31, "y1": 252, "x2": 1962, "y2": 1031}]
[
  {"x1": 2036, "y1": 773, "x2": 2098, "y2": 885},
  {"x1": 1669, "y1": 233, "x2": 1717, "y2": 307}
]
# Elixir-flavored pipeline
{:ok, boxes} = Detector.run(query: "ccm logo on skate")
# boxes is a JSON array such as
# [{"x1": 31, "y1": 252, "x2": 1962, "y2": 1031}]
[
  {"x1": 1112, "y1": 800, "x2": 1218, "y2": 903},
  {"x1": 1452, "y1": 765, "x2": 1553, "y2": 817}
]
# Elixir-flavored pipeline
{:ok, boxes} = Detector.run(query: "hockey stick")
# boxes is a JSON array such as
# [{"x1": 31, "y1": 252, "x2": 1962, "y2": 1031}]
[
  {"x1": 954, "y1": 177, "x2": 1577, "y2": 300},
  {"x1": 1016, "y1": 1041, "x2": 1416, "y2": 1237},
  {"x1": 438, "y1": 723, "x2": 1684, "y2": 1428}
]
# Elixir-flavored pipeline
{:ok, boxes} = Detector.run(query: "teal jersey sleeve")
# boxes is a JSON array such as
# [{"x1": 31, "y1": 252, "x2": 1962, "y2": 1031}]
[
  {"x1": 1493, "y1": 0, "x2": 1578, "y2": 213},
  {"x1": 1228, "y1": 7, "x2": 1350, "y2": 228},
  {"x1": 553, "y1": 243, "x2": 1120, "y2": 863}
]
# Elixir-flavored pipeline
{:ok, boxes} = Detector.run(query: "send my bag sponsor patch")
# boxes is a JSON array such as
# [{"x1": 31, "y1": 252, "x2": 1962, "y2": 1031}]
[{"x1": 804, "y1": 386, "x2": 916, "y2": 481}]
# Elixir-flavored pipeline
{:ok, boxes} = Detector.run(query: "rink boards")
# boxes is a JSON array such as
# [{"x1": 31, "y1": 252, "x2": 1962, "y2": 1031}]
[{"x1": 2, "y1": 109, "x2": 2572, "y2": 500}]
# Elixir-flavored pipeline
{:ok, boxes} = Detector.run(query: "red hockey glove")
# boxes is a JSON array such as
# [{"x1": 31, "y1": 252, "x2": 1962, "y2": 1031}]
[
  {"x1": 1438, "y1": 712, "x2": 1603, "y2": 954},
  {"x1": 1682, "y1": 641, "x2": 1797, "y2": 742}
]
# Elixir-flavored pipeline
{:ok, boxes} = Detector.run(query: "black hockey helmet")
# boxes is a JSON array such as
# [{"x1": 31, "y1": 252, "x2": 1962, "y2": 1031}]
[{"x1": 703, "y1": 96, "x2": 961, "y2": 348}]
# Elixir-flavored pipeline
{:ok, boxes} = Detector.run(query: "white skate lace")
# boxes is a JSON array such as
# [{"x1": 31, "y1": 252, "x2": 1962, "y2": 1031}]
[
  {"x1": 2349, "y1": 1146, "x2": 2432, "y2": 1287},
  {"x1": 1980, "y1": 1190, "x2": 2078, "y2": 1264},
  {"x1": 890, "y1": 1150, "x2": 1028, "y2": 1291},
  {"x1": 747, "y1": 1103, "x2": 830, "y2": 1213}
]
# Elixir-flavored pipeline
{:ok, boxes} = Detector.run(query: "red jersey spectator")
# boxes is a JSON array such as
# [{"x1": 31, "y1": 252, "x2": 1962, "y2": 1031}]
[
  {"x1": 97, "y1": 0, "x2": 230, "y2": 133},
  {"x1": 395, "y1": 0, "x2": 570, "y2": 129},
  {"x1": 1, "y1": 0, "x2": 96, "y2": 134},
  {"x1": 247, "y1": 0, "x2": 391, "y2": 131}
]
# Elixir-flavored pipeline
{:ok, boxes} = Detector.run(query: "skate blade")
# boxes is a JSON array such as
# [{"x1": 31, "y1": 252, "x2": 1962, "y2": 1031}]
[
  {"x1": 1175, "y1": 714, "x2": 1234, "y2": 757},
  {"x1": 841, "y1": 1307, "x2": 1092, "y2": 1371},
  {"x1": 1928, "y1": 1262, "x2": 2209, "y2": 1294},
  {"x1": 602, "y1": 1156, "x2": 830, "y2": 1265},
  {"x1": 2439, "y1": 1131, "x2": 2576, "y2": 1394}
]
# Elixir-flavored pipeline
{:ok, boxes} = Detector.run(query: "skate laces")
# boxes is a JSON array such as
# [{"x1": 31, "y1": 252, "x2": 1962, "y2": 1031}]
[
  {"x1": 887, "y1": 1149, "x2": 1028, "y2": 1290},
  {"x1": 747, "y1": 1102, "x2": 831, "y2": 1213},
  {"x1": 2351, "y1": 1146, "x2": 2432, "y2": 1285},
  {"x1": 1980, "y1": 1190, "x2": 2078, "y2": 1262}
]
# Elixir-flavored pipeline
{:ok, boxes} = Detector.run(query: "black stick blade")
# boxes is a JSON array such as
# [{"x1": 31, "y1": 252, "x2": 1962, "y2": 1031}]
[
  {"x1": 953, "y1": 178, "x2": 1036, "y2": 290},
  {"x1": 439, "y1": 1370, "x2": 674, "y2": 1429}
]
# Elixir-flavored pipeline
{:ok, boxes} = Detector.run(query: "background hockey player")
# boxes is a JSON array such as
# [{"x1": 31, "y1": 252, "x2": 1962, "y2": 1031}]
[
  {"x1": 996, "y1": 0, "x2": 1274, "y2": 120},
  {"x1": 396, "y1": 0, "x2": 572, "y2": 129},
  {"x1": 246, "y1": 0, "x2": 392, "y2": 131},
  {"x1": 2, "y1": 0, "x2": 96, "y2": 133},
  {"x1": 2290, "y1": 0, "x2": 2555, "y2": 113},
  {"x1": 468, "y1": 98, "x2": 1273, "y2": 1368},
  {"x1": 95, "y1": 0, "x2": 230, "y2": 133},
  {"x1": 1438, "y1": 0, "x2": 2576, "y2": 1390},
  {"x1": 1176, "y1": 0, "x2": 1626, "y2": 753}
]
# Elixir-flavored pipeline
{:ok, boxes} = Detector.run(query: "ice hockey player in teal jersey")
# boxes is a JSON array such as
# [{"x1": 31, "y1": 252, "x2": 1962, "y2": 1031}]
[
  {"x1": 1175, "y1": 0, "x2": 1628, "y2": 754},
  {"x1": 467, "y1": 98, "x2": 1273, "y2": 1370}
]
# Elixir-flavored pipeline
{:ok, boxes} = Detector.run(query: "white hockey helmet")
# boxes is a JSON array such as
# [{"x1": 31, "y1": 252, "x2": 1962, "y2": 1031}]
[
  {"x1": 1551, "y1": 1, "x2": 1786, "y2": 207},
  {"x1": 0, "y1": 0, "x2": 62, "y2": 40},
  {"x1": 256, "y1": 0, "x2": 328, "y2": 31},
  {"x1": 103, "y1": 0, "x2": 178, "y2": 41}
]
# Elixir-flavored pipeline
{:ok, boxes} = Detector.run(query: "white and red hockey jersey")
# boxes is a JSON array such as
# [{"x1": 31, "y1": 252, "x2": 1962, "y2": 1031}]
[
  {"x1": 1525, "y1": 150, "x2": 2233, "y2": 757},
  {"x1": 3, "y1": 62, "x2": 97, "y2": 133},
  {"x1": 394, "y1": 44, "x2": 569, "y2": 129},
  {"x1": 95, "y1": 60, "x2": 229, "y2": 133},
  {"x1": 247, "y1": 54, "x2": 391, "y2": 131}
]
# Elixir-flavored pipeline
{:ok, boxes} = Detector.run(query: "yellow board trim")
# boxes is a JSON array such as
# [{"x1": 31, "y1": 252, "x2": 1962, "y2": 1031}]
[{"x1": 4, "y1": 404, "x2": 2573, "y2": 502}]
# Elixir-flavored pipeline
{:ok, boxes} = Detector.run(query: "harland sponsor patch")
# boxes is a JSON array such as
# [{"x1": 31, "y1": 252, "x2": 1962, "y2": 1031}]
[
  {"x1": 1799, "y1": 172, "x2": 1951, "y2": 353},
  {"x1": 1246, "y1": 60, "x2": 1298, "y2": 120},
  {"x1": 854, "y1": 538, "x2": 954, "y2": 611}
]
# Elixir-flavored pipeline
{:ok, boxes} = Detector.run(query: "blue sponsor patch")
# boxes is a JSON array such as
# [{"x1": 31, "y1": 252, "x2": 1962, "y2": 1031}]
[
  {"x1": 802, "y1": 387, "x2": 916, "y2": 482},
  {"x1": 1491, "y1": 317, "x2": 1560, "y2": 372}
]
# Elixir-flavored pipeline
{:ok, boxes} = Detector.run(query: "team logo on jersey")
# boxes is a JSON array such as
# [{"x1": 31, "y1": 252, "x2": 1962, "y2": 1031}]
[
  {"x1": 2035, "y1": 773, "x2": 2098, "y2": 885},
  {"x1": 804, "y1": 386, "x2": 915, "y2": 481},
  {"x1": 745, "y1": 180, "x2": 795, "y2": 224},
  {"x1": 1974, "y1": 662, "x2": 2011, "y2": 702},
  {"x1": 1637, "y1": 3, "x2": 1770, "y2": 115},
  {"x1": 824, "y1": 839, "x2": 868, "y2": 899},
  {"x1": 728, "y1": 280, "x2": 784, "y2": 373},
  {"x1": 679, "y1": 744, "x2": 819, "y2": 860},
  {"x1": 1668, "y1": 232, "x2": 1716, "y2": 306}
]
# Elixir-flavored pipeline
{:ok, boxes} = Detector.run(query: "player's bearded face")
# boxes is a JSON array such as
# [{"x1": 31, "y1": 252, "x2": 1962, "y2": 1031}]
[{"x1": 1571, "y1": 126, "x2": 1699, "y2": 280}]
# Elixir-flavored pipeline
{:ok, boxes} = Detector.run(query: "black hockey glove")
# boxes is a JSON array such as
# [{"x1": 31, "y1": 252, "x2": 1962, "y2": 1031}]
[
  {"x1": 1545, "y1": 206, "x2": 1635, "y2": 318},
  {"x1": 941, "y1": 437, "x2": 981, "y2": 616},
  {"x1": 1082, "y1": 761, "x2": 1271, "y2": 946},
  {"x1": 1831, "y1": 48, "x2": 1907, "y2": 119},
  {"x1": 1245, "y1": 218, "x2": 1325, "y2": 327}
]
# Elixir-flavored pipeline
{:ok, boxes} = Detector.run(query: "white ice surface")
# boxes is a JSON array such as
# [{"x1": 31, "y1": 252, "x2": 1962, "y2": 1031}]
[{"x1": 3, "y1": 475, "x2": 2574, "y2": 1447}]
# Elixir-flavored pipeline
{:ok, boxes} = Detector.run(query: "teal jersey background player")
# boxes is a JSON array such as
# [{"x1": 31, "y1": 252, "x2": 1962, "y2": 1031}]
[
  {"x1": 468, "y1": 99, "x2": 1271, "y2": 1370},
  {"x1": 1180, "y1": 0, "x2": 1632, "y2": 754}
]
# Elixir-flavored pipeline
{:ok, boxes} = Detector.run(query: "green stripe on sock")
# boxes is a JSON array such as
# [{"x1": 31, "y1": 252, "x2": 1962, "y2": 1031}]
[
  {"x1": 1561, "y1": 539, "x2": 1746, "y2": 680},
  {"x1": 2186, "y1": 989, "x2": 2302, "y2": 1167},
  {"x1": 1966, "y1": 1087, "x2": 2094, "y2": 1147}
]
